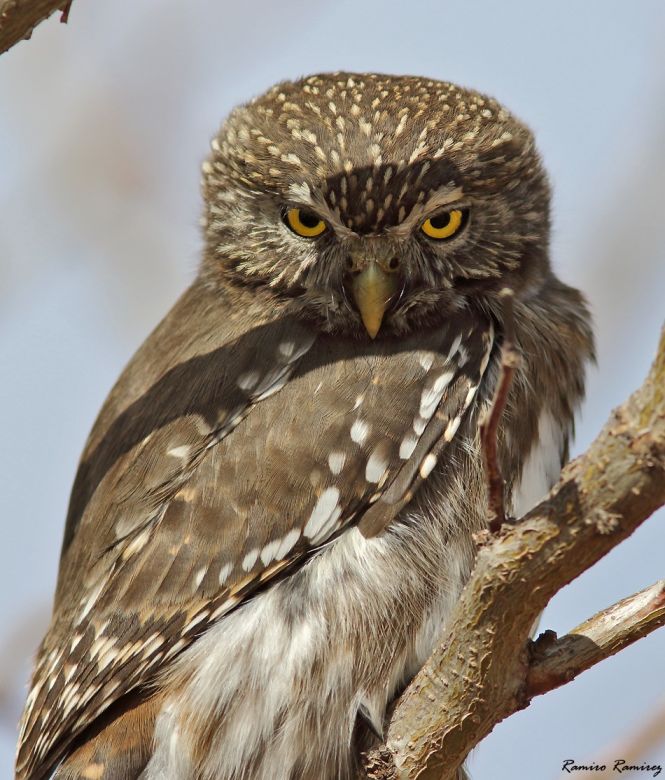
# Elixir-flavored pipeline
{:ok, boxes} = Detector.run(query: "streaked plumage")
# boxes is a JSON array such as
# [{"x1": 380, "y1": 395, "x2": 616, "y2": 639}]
[{"x1": 16, "y1": 72, "x2": 593, "y2": 780}]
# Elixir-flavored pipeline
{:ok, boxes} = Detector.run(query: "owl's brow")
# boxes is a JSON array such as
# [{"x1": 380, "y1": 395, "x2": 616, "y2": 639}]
[
  {"x1": 385, "y1": 186, "x2": 465, "y2": 237},
  {"x1": 285, "y1": 182, "x2": 464, "y2": 238},
  {"x1": 286, "y1": 184, "x2": 358, "y2": 238}
]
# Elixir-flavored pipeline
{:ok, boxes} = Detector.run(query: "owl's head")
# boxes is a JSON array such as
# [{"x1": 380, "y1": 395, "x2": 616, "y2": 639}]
[{"x1": 201, "y1": 72, "x2": 550, "y2": 338}]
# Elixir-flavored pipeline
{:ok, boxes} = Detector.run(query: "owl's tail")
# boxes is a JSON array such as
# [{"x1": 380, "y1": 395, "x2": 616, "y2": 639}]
[{"x1": 52, "y1": 690, "x2": 164, "y2": 780}]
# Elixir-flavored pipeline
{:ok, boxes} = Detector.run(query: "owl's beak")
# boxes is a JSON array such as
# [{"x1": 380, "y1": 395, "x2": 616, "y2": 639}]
[{"x1": 351, "y1": 262, "x2": 399, "y2": 339}]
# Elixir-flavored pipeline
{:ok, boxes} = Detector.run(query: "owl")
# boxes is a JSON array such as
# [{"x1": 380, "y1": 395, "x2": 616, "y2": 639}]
[{"x1": 16, "y1": 72, "x2": 593, "y2": 780}]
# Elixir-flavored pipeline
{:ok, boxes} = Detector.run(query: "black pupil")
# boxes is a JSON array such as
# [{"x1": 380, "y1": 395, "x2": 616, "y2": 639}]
[
  {"x1": 429, "y1": 212, "x2": 452, "y2": 230},
  {"x1": 298, "y1": 210, "x2": 321, "y2": 228}
]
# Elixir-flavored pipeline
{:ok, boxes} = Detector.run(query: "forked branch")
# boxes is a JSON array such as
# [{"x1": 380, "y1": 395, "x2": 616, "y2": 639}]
[{"x1": 361, "y1": 325, "x2": 665, "y2": 779}]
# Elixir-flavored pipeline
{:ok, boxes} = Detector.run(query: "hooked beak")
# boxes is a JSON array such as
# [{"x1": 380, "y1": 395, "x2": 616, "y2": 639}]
[{"x1": 351, "y1": 262, "x2": 399, "y2": 339}]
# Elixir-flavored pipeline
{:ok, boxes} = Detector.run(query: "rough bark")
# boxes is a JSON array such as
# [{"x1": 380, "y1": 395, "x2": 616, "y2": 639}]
[
  {"x1": 361, "y1": 325, "x2": 665, "y2": 779},
  {"x1": 0, "y1": 0, "x2": 72, "y2": 56}
]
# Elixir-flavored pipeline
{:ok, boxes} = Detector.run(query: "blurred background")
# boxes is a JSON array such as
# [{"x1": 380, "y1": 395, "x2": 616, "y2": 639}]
[{"x1": 1, "y1": 1, "x2": 664, "y2": 777}]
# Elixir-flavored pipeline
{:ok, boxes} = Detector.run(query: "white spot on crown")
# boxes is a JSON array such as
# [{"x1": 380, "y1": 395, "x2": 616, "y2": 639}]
[{"x1": 287, "y1": 182, "x2": 313, "y2": 204}]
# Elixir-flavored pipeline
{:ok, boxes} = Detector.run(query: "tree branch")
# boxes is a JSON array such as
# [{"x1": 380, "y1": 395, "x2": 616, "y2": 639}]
[
  {"x1": 528, "y1": 580, "x2": 665, "y2": 697},
  {"x1": 361, "y1": 324, "x2": 665, "y2": 779},
  {"x1": 0, "y1": 0, "x2": 72, "y2": 56}
]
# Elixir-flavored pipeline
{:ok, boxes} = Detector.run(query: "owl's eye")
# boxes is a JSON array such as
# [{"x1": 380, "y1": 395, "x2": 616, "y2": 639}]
[
  {"x1": 420, "y1": 208, "x2": 468, "y2": 240},
  {"x1": 284, "y1": 208, "x2": 327, "y2": 238}
]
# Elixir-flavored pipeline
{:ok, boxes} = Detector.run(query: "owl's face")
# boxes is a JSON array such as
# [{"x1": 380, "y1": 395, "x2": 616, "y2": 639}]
[{"x1": 201, "y1": 73, "x2": 550, "y2": 338}]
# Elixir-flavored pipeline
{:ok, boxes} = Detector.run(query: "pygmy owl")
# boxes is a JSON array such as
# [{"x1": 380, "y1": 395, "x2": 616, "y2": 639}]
[{"x1": 16, "y1": 72, "x2": 593, "y2": 780}]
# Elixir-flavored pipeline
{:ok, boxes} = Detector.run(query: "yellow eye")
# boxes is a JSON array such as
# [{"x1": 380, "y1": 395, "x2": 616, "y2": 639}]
[
  {"x1": 285, "y1": 208, "x2": 327, "y2": 238},
  {"x1": 421, "y1": 208, "x2": 467, "y2": 240}
]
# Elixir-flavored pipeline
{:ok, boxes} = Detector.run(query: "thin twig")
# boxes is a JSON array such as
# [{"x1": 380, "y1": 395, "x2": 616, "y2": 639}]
[
  {"x1": 60, "y1": 0, "x2": 72, "y2": 24},
  {"x1": 528, "y1": 580, "x2": 665, "y2": 697},
  {"x1": 479, "y1": 288, "x2": 520, "y2": 532},
  {"x1": 0, "y1": 0, "x2": 72, "y2": 55}
]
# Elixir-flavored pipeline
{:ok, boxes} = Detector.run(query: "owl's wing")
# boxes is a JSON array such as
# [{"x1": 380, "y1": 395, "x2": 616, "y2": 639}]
[{"x1": 16, "y1": 284, "x2": 494, "y2": 780}]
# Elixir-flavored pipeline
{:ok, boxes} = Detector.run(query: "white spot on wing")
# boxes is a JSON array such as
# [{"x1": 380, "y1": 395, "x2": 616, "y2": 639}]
[
  {"x1": 90, "y1": 635, "x2": 115, "y2": 659},
  {"x1": 182, "y1": 611, "x2": 210, "y2": 634},
  {"x1": 278, "y1": 334, "x2": 316, "y2": 363},
  {"x1": 77, "y1": 579, "x2": 106, "y2": 625},
  {"x1": 365, "y1": 442, "x2": 390, "y2": 483},
  {"x1": 242, "y1": 548, "x2": 259, "y2": 571},
  {"x1": 121, "y1": 527, "x2": 151, "y2": 560},
  {"x1": 304, "y1": 487, "x2": 341, "y2": 539},
  {"x1": 275, "y1": 528, "x2": 301, "y2": 559},
  {"x1": 141, "y1": 633, "x2": 165, "y2": 658},
  {"x1": 464, "y1": 384, "x2": 478, "y2": 408},
  {"x1": 237, "y1": 371, "x2": 260, "y2": 391},
  {"x1": 278, "y1": 341, "x2": 297, "y2": 358},
  {"x1": 350, "y1": 419, "x2": 370, "y2": 444},
  {"x1": 433, "y1": 370, "x2": 455, "y2": 394},
  {"x1": 419, "y1": 453, "x2": 438, "y2": 479},
  {"x1": 260, "y1": 539, "x2": 280, "y2": 567},
  {"x1": 167, "y1": 445, "x2": 190, "y2": 459},
  {"x1": 447, "y1": 334, "x2": 462, "y2": 359},
  {"x1": 219, "y1": 562, "x2": 233, "y2": 585},
  {"x1": 310, "y1": 504, "x2": 343, "y2": 544},
  {"x1": 399, "y1": 434, "x2": 419, "y2": 460},
  {"x1": 194, "y1": 567, "x2": 207, "y2": 588},
  {"x1": 97, "y1": 648, "x2": 119, "y2": 673},
  {"x1": 419, "y1": 371, "x2": 455, "y2": 418},
  {"x1": 418, "y1": 352, "x2": 435, "y2": 371},
  {"x1": 252, "y1": 367, "x2": 291, "y2": 401},
  {"x1": 413, "y1": 416, "x2": 428, "y2": 436},
  {"x1": 328, "y1": 451, "x2": 346, "y2": 474},
  {"x1": 444, "y1": 415, "x2": 462, "y2": 441}
]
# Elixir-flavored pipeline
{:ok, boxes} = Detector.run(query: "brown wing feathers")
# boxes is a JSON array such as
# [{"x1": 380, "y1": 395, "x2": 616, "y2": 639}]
[{"x1": 17, "y1": 307, "x2": 493, "y2": 779}]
